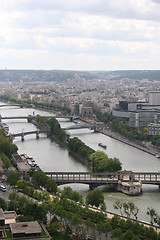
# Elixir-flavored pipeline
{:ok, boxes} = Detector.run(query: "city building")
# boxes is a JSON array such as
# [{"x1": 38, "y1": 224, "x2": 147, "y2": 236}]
[
  {"x1": 129, "y1": 110, "x2": 156, "y2": 128},
  {"x1": 148, "y1": 91, "x2": 160, "y2": 105},
  {"x1": 10, "y1": 221, "x2": 41, "y2": 238},
  {"x1": 0, "y1": 209, "x2": 51, "y2": 240},
  {"x1": 148, "y1": 123, "x2": 160, "y2": 136}
]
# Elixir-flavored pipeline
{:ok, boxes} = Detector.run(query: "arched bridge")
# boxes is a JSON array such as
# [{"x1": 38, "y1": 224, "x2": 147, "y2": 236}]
[{"x1": 45, "y1": 171, "x2": 160, "y2": 188}]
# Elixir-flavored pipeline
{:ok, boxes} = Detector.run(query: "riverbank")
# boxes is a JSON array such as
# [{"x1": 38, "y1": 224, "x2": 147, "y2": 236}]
[
  {"x1": 99, "y1": 128, "x2": 160, "y2": 157},
  {"x1": 79, "y1": 117, "x2": 160, "y2": 157},
  {"x1": 1, "y1": 98, "x2": 160, "y2": 158}
]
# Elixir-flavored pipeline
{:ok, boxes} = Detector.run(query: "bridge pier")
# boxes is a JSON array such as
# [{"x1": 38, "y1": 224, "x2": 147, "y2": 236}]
[
  {"x1": 36, "y1": 131, "x2": 40, "y2": 139},
  {"x1": 21, "y1": 133, "x2": 24, "y2": 141},
  {"x1": 70, "y1": 116, "x2": 74, "y2": 122},
  {"x1": 27, "y1": 115, "x2": 35, "y2": 123},
  {"x1": 89, "y1": 184, "x2": 99, "y2": 190},
  {"x1": 89, "y1": 185, "x2": 95, "y2": 190}
]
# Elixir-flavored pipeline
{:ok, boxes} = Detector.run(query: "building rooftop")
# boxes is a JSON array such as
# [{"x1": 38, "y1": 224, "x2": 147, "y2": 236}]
[
  {"x1": 4, "y1": 211, "x2": 17, "y2": 225},
  {"x1": 10, "y1": 221, "x2": 41, "y2": 235}
]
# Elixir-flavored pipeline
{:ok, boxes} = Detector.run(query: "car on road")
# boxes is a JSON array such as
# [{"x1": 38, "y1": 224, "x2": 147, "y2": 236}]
[{"x1": 0, "y1": 183, "x2": 6, "y2": 192}]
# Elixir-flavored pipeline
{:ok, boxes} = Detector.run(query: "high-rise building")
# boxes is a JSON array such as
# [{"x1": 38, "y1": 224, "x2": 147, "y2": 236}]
[{"x1": 148, "y1": 91, "x2": 160, "y2": 105}]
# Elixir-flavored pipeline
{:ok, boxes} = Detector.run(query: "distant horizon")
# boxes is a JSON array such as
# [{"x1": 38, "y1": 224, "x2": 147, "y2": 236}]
[{"x1": 0, "y1": 69, "x2": 160, "y2": 72}]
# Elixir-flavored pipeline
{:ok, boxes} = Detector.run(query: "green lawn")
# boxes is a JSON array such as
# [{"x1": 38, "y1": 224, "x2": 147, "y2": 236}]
[{"x1": 3, "y1": 229, "x2": 12, "y2": 238}]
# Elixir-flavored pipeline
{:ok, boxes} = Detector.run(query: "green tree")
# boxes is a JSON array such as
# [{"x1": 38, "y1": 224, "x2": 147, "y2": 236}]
[
  {"x1": 114, "y1": 200, "x2": 124, "y2": 216},
  {"x1": 47, "y1": 218, "x2": 62, "y2": 237},
  {"x1": 17, "y1": 179, "x2": 28, "y2": 190},
  {"x1": 45, "y1": 177, "x2": 57, "y2": 193},
  {"x1": 86, "y1": 189, "x2": 105, "y2": 208},
  {"x1": 32, "y1": 171, "x2": 47, "y2": 187},
  {"x1": 90, "y1": 150, "x2": 107, "y2": 172},
  {"x1": 129, "y1": 202, "x2": 139, "y2": 220},
  {"x1": 0, "y1": 197, "x2": 7, "y2": 210},
  {"x1": 71, "y1": 214, "x2": 83, "y2": 239},
  {"x1": 90, "y1": 150, "x2": 122, "y2": 172},
  {"x1": 0, "y1": 130, "x2": 18, "y2": 158},
  {"x1": 7, "y1": 172, "x2": 21, "y2": 186},
  {"x1": 147, "y1": 207, "x2": 158, "y2": 225},
  {"x1": 120, "y1": 229, "x2": 134, "y2": 240},
  {"x1": 16, "y1": 215, "x2": 33, "y2": 222},
  {"x1": 61, "y1": 186, "x2": 83, "y2": 203},
  {"x1": 112, "y1": 228, "x2": 123, "y2": 238},
  {"x1": 1, "y1": 153, "x2": 12, "y2": 169},
  {"x1": 123, "y1": 202, "x2": 130, "y2": 218}
]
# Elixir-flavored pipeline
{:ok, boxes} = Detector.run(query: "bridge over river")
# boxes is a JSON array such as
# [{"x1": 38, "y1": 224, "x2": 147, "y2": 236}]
[
  {"x1": 11, "y1": 130, "x2": 46, "y2": 141},
  {"x1": 0, "y1": 114, "x2": 79, "y2": 122},
  {"x1": 45, "y1": 171, "x2": 160, "y2": 195},
  {"x1": 10, "y1": 123, "x2": 95, "y2": 140}
]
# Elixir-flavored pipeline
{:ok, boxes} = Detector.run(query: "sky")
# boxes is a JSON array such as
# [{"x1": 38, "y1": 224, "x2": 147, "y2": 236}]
[{"x1": 0, "y1": 0, "x2": 160, "y2": 71}]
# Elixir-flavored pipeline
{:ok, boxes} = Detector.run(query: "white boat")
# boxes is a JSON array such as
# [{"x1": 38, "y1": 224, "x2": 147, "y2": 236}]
[
  {"x1": 156, "y1": 154, "x2": 160, "y2": 158},
  {"x1": 0, "y1": 122, "x2": 9, "y2": 133}
]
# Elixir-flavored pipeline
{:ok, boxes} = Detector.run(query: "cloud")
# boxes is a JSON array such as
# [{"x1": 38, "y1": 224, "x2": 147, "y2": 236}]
[
  {"x1": 1, "y1": 0, "x2": 160, "y2": 21},
  {"x1": 0, "y1": 0, "x2": 160, "y2": 70}
]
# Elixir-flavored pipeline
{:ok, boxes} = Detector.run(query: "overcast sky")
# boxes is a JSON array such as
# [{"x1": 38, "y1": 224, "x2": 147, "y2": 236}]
[{"x1": 0, "y1": 0, "x2": 160, "y2": 70}]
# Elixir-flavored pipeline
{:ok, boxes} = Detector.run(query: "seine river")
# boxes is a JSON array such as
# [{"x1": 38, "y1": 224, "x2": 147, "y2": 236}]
[{"x1": 1, "y1": 102, "x2": 160, "y2": 222}]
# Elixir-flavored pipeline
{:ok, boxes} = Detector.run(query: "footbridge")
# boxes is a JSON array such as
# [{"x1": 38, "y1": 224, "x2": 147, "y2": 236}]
[
  {"x1": 0, "y1": 115, "x2": 79, "y2": 122},
  {"x1": 62, "y1": 124, "x2": 96, "y2": 131},
  {"x1": 45, "y1": 171, "x2": 160, "y2": 190},
  {"x1": 11, "y1": 130, "x2": 45, "y2": 141},
  {"x1": 1, "y1": 116, "x2": 29, "y2": 120}
]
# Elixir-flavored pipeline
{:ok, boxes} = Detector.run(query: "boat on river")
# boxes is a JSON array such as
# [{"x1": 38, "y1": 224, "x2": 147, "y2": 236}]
[
  {"x1": 98, "y1": 143, "x2": 107, "y2": 149},
  {"x1": 0, "y1": 121, "x2": 9, "y2": 133}
]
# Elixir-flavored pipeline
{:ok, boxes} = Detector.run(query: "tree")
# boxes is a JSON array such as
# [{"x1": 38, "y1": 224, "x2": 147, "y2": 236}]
[
  {"x1": 89, "y1": 150, "x2": 122, "y2": 172},
  {"x1": 7, "y1": 172, "x2": 21, "y2": 186},
  {"x1": 86, "y1": 189, "x2": 105, "y2": 208},
  {"x1": 121, "y1": 229, "x2": 134, "y2": 240},
  {"x1": 47, "y1": 218, "x2": 62, "y2": 237},
  {"x1": 123, "y1": 202, "x2": 130, "y2": 218},
  {"x1": 90, "y1": 150, "x2": 107, "y2": 172},
  {"x1": 32, "y1": 171, "x2": 47, "y2": 187},
  {"x1": 114, "y1": 200, "x2": 123, "y2": 216},
  {"x1": 17, "y1": 179, "x2": 28, "y2": 190},
  {"x1": 45, "y1": 177, "x2": 57, "y2": 193},
  {"x1": 0, "y1": 197, "x2": 7, "y2": 210},
  {"x1": 1, "y1": 153, "x2": 12, "y2": 169},
  {"x1": 71, "y1": 214, "x2": 83, "y2": 239},
  {"x1": 114, "y1": 201, "x2": 139, "y2": 220},
  {"x1": 130, "y1": 203, "x2": 139, "y2": 220},
  {"x1": 112, "y1": 228, "x2": 123, "y2": 238},
  {"x1": 16, "y1": 215, "x2": 33, "y2": 222},
  {"x1": 61, "y1": 186, "x2": 83, "y2": 203},
  {"x1": 0, "y1": 130, "x2": 18, "y2": 158},
  {"x1": 147, "y1": 207, "x2": 158, "y2": 225}
]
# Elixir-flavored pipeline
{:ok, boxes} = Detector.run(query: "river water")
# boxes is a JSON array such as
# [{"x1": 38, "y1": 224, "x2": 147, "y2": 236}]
[{"x1": 0, "y1": 102, "x2": 160, "y2": 222}]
